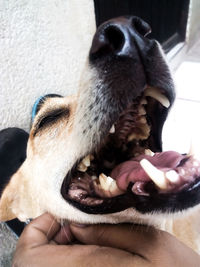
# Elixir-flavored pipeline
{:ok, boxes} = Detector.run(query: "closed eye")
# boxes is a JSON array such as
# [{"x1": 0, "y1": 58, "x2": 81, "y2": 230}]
[{"x1": 34, "y1": 108, "x2": 70, "y2": 135}]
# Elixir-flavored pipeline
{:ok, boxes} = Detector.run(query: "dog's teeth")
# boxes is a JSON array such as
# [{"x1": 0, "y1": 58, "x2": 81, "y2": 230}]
[
  {"x1": 82, "y1": 155, "x2": 91, "y2": 167},
  {"x1": 144, "y1": 149, "x2": 155, "y2": 156},
  {"x1": 99, "y1": 173, "x2": 113, "y2": 191},
  {"x1": 127, "y1": 131, "x2": 149, "y2": 142},
  {"x1": 109, "y1": 124, "x2": 115, "y2": 134},
  {"x1": 145, "y1": 87, "x2": 170, "y2": 108},
  {"x1": 128, "y1": 133, "x2": 138, "y2": 141},
  {"x1": 77, "y1": 154, "x2": 93, "y2": 172},
  {"x1": 165, "y1": 170, "x2": 179, "y2": 183},
  {"x1": 99, "y1": 173, "x2": 123, "y2": 196},
  {"x1": 140, "y1": 159, "x2": 168, "y2": 189},
  {"x1": 138, "y1": 106, "x2": 146, "y2": 115},
  {"x1": 77, "y1": 162, "x2": 87, "y2": 172},
  {"x1": 139, "y1": 116, "x2": 147, "y2": 124},
  {"x1": 109, "y1": 180, "x2": 123, "y2": 195}
]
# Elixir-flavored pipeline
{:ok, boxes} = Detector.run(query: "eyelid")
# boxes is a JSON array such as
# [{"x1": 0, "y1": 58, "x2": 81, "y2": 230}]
[{"x1": 34, "y1": 108, "x2": 69, "y2": 135}]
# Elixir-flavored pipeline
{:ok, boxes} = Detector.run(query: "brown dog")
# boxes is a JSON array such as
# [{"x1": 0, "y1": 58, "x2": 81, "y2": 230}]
[{"x1": 1, "y1": 16, "x2": 200, "y2": 253}]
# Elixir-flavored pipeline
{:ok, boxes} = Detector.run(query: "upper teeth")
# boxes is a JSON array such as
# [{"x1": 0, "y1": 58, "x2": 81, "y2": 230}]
[
  {"x1": 144, "y1": 87, "x2": 170, "y2": 108},
  {"x1": 109, "y1": 124, "x2": 115, "y2": 134},
  {"x1": 138, "y1": 106, "x2": 146, "y2": 115},
  {"x1": 77, "y1": 155, "x2": 92, "y2": 172},
  {"x1": 82, "y1": 155, "x2": 91, "y2": 167},
  {"x1": 139, "y1": 116, "x2": 147, "y2": 124},
  {"x1": 77, "y1": 162, "x2": 88, "y2": 172},
  {"x1": 140, "y1": 98, "x2": 147, "y2": 105}
]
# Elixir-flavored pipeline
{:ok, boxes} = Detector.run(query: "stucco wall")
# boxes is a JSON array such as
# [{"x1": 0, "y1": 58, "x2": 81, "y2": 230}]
[{"x1": 0, "y1": 0, "x2": 96, "y2": 131}]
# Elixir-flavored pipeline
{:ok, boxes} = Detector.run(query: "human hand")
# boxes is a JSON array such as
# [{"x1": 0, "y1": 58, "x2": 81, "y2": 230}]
[{"x1": 12, "y1": 213, "x2": 200, "y2": 267}]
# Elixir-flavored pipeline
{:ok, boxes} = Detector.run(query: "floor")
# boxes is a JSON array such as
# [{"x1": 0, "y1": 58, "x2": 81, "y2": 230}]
[
  {"x1": 0, "y1": 223, "x2": 17, "y2": 267},
  {"x1": 163, "y1": 38, "x2": 200, "y2": 154},
  {"x1": 0, "y1": 39, "x2": 200, "y2": 266}
]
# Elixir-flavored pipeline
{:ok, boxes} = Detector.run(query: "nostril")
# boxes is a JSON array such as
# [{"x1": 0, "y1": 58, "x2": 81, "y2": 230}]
[
  {"x1": 90, "y1": 25, "x2": 125, "y2": 58},
  {"x1": 131, "y1": 17, "x2": 151, "y2": 37},
  {"x1": 104, "y1": 26, "x2": 125, "y2": 52}
]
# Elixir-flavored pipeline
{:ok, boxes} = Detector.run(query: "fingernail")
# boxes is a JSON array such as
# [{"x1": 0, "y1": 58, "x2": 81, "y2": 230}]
[{"x1": 71, "y1": 223, "x2": 89, "y2": 228}]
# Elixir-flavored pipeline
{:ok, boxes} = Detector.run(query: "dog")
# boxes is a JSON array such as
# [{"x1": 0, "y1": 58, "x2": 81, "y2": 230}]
[{"x1": 1, "y1": 16, "x2": 200, "y2": 253}]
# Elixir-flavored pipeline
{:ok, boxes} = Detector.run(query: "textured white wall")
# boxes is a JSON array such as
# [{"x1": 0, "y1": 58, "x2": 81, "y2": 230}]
[{"x1": 0, "y1": 0, "x2": 96, "y2": 131}]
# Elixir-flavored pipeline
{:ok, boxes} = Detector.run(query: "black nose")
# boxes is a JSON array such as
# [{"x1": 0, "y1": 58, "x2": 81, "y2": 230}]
[{"x1": 90, "y1": 16, "x2": 151, "y2": 59}]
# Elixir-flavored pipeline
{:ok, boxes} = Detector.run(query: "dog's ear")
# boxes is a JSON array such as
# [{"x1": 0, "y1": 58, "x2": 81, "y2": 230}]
[
  {"x1": 0, "y1": 127, "x2": 29, "y2": 221},
  {"x1": 0, "y1": 172, "x2": 21, "y2": 221}
]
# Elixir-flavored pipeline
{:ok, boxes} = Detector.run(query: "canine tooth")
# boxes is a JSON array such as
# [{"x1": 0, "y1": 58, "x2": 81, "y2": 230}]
[
  {"x1": 140, "y1": 159, "x2": 168, "y2": 189},
  {"x1": 138, "y1": 106, "x2": 146, "y2": 115},
  {"x1": 145, "y1": 87, "x2": 170, "y2": 108},
  {"x1": 145, "y1": 149, "x2": 155, "y2": 156},
  {"x1": 109, "y1": 124, "x2": 115, "y2": 134},
  {"x1": 82, "y1": 155, "x2": 90, "y2": 167},
  {"x1": 165, "y1": 170, "x2": 179, "y2": 183},
  {"x1": 77, "y1": 162, "x2": 87, "y2": 172}
]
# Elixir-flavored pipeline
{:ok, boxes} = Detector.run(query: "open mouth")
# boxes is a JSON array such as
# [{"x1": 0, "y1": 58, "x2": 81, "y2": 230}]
[{"x1": 61, "y1": 86, "x2": 200, "y2": 214}]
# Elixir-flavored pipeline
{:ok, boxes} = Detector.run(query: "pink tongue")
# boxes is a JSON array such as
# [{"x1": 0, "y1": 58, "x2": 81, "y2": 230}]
[{"x1": 111, "y1": 151, "x2": 185, "y2": 191}]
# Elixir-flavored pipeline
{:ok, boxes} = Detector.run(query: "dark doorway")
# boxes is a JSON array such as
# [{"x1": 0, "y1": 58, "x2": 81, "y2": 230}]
[{"x1": 94, "y1": 0, "x2": 190, "y2": 52}]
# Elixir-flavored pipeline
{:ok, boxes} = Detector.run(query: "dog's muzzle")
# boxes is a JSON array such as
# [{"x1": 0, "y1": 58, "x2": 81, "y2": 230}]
[{"x1": 61, "y1": 16, "x2": 200, "y2": 215}]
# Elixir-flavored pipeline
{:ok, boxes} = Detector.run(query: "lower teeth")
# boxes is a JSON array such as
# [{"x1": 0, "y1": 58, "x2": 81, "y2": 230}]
[{"x1": 98, "y1": 173, "x2": 123, "y2": 197}]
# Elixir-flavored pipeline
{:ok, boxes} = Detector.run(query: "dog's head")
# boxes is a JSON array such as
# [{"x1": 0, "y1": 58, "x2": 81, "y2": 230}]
[{"x1": 1, "y1": 16, "x2": 200, "y2": 224}]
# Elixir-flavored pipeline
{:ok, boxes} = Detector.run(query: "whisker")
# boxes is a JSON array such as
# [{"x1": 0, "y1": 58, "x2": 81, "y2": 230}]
[
  {"x1": 62, "y1": 223, "x2": 71, "y2": 242},
  {"x1": 46, "y1": 217, "x2": 57, "y2": 240}
]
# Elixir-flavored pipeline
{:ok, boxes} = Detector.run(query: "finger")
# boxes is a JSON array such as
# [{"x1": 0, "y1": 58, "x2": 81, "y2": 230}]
[
  {"x1": 17, "y1": 213, "x2": 60, "y2": 248},
  {"x1": 70, "y1": 223, "x2": 161, "y2": 258}
]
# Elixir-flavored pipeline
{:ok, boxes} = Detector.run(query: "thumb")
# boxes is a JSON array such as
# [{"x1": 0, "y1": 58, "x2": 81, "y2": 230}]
[{"x1": 70, "y1": 223, "x2": 160, "y2": 256}]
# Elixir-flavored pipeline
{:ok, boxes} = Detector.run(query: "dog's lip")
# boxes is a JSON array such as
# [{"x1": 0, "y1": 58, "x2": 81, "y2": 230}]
[
  {"x1": 63, "y1": 178, "x2": 200, "y2": 215},
  {"x1": 60, "y1": 81, "x2": 200, "y2": 210},
  {"x1": 61, "y1": 149, "x2": 200, "y2": 215}
]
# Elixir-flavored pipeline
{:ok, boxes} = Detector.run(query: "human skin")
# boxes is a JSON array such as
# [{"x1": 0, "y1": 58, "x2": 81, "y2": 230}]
[{"x1": 12, "y1": 213, "x2": 200, "y2": 267}]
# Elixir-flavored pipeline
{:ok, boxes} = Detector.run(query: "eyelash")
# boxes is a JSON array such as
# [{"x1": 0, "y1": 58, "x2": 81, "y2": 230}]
[{"x1": 34, "y1": 109, "x2": 69, "y2": 134}]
